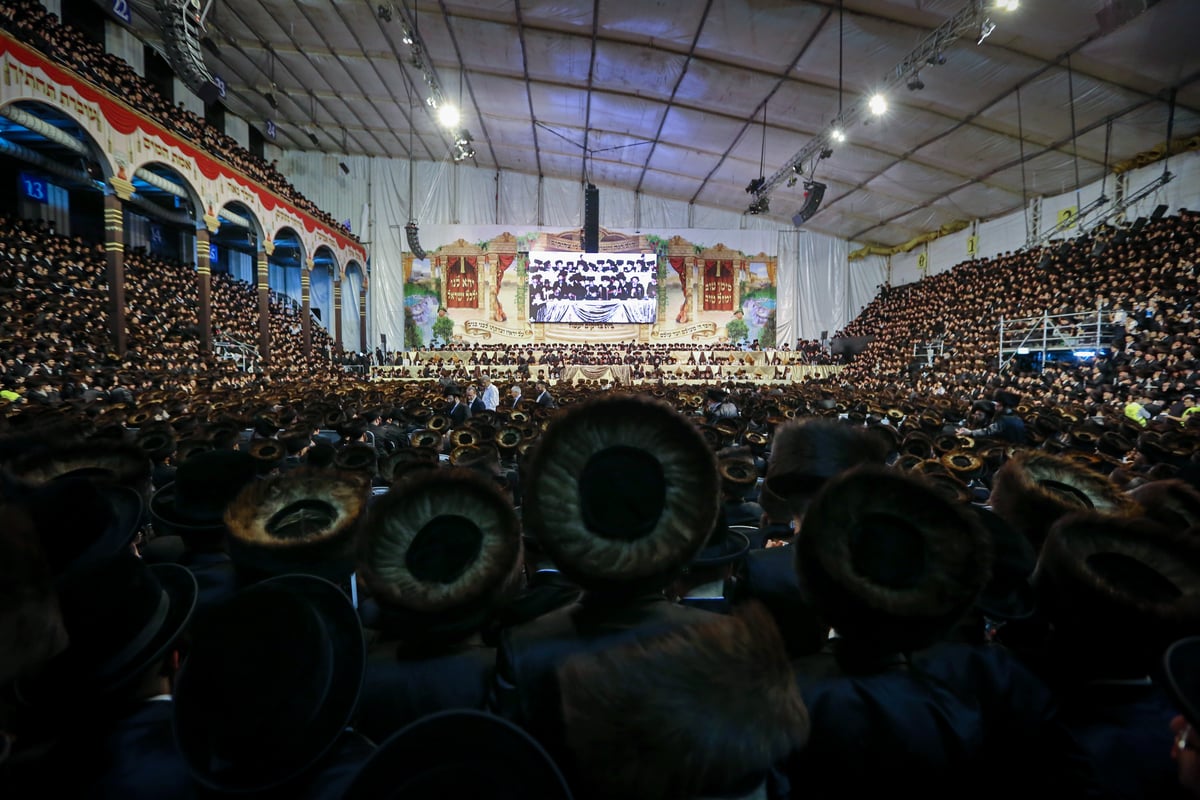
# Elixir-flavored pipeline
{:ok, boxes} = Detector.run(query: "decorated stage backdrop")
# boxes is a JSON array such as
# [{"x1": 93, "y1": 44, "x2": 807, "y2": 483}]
[{"x1": 400, "y1": 225, "x2": 778, "y2": 349}]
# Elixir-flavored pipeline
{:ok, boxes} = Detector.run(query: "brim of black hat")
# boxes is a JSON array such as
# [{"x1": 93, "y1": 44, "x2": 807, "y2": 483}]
[
  {"x1": 20, "y1": 562, "x2": 197, "y2": 706},
  {"x1": 175, "y1": 573, "x2": 366, "y2": 792},
  {"x1": 342, "y1": 710, "x2": 572, "y2": 800},
  {"x1": 148, "y1": 481, "x2": 226, "y2": 538},
  {"x1": 692, "y1": 530, "x2": 751, "y2": 568},
  {"x1": 1165, "y1": 637, "x2": 1200, "y2": 730},
  {"x1": 64, "y1": 485, "x2": 146, "y2": 575}
]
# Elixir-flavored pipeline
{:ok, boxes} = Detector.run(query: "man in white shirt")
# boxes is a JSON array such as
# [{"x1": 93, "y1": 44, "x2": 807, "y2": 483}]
[{"x1": 480, "y1": 374, "x2": 499, "y2": 411}]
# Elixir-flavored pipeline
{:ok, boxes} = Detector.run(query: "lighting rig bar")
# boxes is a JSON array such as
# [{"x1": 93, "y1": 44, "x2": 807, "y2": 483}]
[{"x1": 753, "y1": 0, "x2": 1001, "y2": 203}]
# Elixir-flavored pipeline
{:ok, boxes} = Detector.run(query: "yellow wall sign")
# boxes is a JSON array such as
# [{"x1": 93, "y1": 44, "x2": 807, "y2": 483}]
[
  {"x1": 1057, "y1": 206, "x2": 1078, "y2": 229},
  {"x1": 967, "y1": 234, "x2": 978, "y2": 255}
]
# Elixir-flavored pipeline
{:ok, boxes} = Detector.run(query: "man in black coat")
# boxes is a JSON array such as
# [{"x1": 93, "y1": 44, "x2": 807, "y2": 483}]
[{"x1": 491, "y1": 396, "x2": 721, "y2": 768}]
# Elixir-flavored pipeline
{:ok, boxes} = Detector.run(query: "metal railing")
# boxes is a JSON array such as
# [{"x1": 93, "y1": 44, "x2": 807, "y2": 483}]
[
  {"x1": 912, "y1": 338, "x2": 946, "y2": 366},
  {"x1": 214, "y1": 335, "x2": 261, "y2": 373},
  {"x1": 998, "y1": 308, "x2": 1108, "y2": 372}
]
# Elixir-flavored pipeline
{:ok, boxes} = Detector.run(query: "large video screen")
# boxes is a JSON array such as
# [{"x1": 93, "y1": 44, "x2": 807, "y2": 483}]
[{"x1": 526, "y1": 251, "x2": 658, "y2": 324}]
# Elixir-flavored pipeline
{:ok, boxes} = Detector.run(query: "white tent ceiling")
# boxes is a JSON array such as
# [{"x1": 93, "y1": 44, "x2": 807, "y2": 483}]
[{"x1": 127, "y1": 0, "x2": 1200, "y2": 246}]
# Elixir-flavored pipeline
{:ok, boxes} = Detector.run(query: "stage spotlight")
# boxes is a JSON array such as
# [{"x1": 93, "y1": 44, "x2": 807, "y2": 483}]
[
  {"x1": 868, "y1": 93, "x2": 887, "y2": 116},
  {"x1": 926, "y1": 53, "x2": 947, "y2": 66},
  {"x1": 339, "y1": 161, "x2": 350, "y2": 174},
  {"x1": 996, "y1": 0, "x2": 1019, "y2": 11},
  {"x1": 377, "y1": 5, "x2": 392, "y2": 22},
  {"x1": 907, "y1": 73, "x2": 925, "y2": 91},
  {"x1": 747, "y1": 196, "x2": 770, "y2": 215},
  {"x1": 437, "y1": 104, "x2": 460, "y2": 129},
  {"x1": 401, "y1": 26, "x2": 414, "y2": 45},
  {"x1": 307, "y1": 130, "x2": 320, "y2": 147},
  {"x1": 263, "y1": 91, "x2": 278, "y2": 110},
  {"x1": 819, "y1": 147, "x2": 833, "y2": 160},
  {"x1": 746, "y1": 176, "x2": 766, "y2": 195},
  {"x1": 831, "y1": 127, "x2": 846, "y2": 142}
]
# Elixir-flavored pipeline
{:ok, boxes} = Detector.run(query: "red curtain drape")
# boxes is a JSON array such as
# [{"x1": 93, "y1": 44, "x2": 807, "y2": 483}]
[
  {"x1": 447, "y1": 255, "x2": 480, "y2": 308},
  {"x1": 703, "y1": 260, "x2": 734, "y2": 311},
  {"x1": 494, "y1": 253, "x2": 515, "y2": 322}
]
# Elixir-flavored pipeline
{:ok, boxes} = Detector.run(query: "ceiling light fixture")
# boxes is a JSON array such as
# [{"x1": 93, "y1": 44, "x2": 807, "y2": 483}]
[
  {"x1": 907, "y1": 73, "x2": 925, "y2": 91},
  {"x1": 831, "y1": 127, "x2": 846, "y2": 142},
  {"x1": 996, "y1": 0, "x2": 1019, "y2": 11},
  {"x1": 755, "y1": 0, "x2": 1013, "y2": 205},
  {"x1": 437, "y1": 104, "x2": 461, "y2": 129}
]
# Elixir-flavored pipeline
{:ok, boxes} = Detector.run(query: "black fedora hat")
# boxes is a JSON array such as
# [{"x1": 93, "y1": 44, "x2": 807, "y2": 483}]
[
  {"x1": 796, "y1": 467, "x2": 992, "y2": 654},
  {"x1": 342, "y1": 710, "x2": 572, "y2": 800},
  {"x1": 521, "y1": 395, "x2": 719, "y2": 592},
  {"x1": 148, "y1": 450, "x2": 259, "y2": 540},
  {"x1": 20, "y1": 553, "x2": 196, "y2": 705},
  {"x1": 22, "y1": 477, "x2": 145, "y2": 577},
  {"x1": 691, "y1": 512, "x2": 751, "y2": 569},
  {"x1": 173, "y1": 574, "x2": 365, "y2": 792}
]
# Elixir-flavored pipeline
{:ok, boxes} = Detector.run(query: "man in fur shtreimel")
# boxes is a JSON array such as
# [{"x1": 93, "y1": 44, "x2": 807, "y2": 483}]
[
  {"x1": 354, "y1": 468, "x2": 523, "y2": 743},
  {"x1": 491, "y1": 394, "x2": 721, "y2": 761}
]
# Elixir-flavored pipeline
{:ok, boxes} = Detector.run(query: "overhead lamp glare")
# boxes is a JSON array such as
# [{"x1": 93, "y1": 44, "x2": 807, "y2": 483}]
[
  {"x1": 437, "y1": 104, "x2": 460, "y2": 128},
  {"x1": 831, "y1": 127, "x2": 846, "y2": 142},
  {"x1": 996, "y1": 0, "x2": 1019, "y2": 11},
  {"x1": 868, "y1": 93, "x2": 887, "y2": 116}
]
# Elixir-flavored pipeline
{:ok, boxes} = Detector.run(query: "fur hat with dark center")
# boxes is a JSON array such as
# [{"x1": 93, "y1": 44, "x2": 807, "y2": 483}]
[
  {"x1": 521, "y1": 395, "x2": 719, "y2": 592},
  {"x1": 1034, "y1": 511, "x2": 1200, "y2": 676},
  {"x1": 1126, "y1": 479, "x2": 1200, "y2": 534},
  {"x1": 7, "y1": 439, "x2": 153, "y2": 501},
  {"x1": 225, "y1": 468, "x2": 369, "y2": 582},
  {"x1": 990, "y1": 451, "x2": 1140, "y2": 552},
  {"x1": 558, "y1": 602, "x2": 809, "y2": 800},
  {"x1": 358, "y1": 468, "x2": 521, "y2": 639},
  {"x1": 796, "y1": 467, "x2": 992, "y2": 654}
]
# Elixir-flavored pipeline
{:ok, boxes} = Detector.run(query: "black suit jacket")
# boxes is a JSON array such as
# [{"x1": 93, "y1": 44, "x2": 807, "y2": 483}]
[
  {"x1": 733, "y1": 544, "x2": 830, "y2": 657},
  {"x1": 448, "y1": 401, "x2": 468, "y2": 426},
  {"x1": 469, "y1": 397, "x2": 486, "y2": 415},
  {"x1": 356, "y1": 635, "x2": 496, "y2": 744}
]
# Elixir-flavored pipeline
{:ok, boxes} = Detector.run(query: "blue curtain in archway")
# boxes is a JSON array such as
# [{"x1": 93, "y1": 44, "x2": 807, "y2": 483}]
[
  {"x1": 342, "y1": 268, "x2": 363, "y2": 352},
  {"x1": 310, "y1": 264, "x2": 333, "y2": 331}
]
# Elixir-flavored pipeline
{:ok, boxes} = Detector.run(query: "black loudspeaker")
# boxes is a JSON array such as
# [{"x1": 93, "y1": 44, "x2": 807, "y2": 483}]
[
  {"x1": 1151, "y1": 204, "x2": 1169, "y2": 220},
  {"x1": 583, "y1": 184, "x2": 599, "y2": 253},
  {"x1": 405, "y1": 222, "x2": 426, "y2": 260},
  {"x1": 195, "y1": 80, "x2": 221, "y2": 105},
  {"x1": 792, "y1": 181, "x2": 826, "y2": 226},
  {"x1": 381, "y1": 333, "x2": 387, "y2": 349}
]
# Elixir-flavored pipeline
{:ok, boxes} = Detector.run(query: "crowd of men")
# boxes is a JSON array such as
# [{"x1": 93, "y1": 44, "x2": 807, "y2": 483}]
[{"x1": 0, "y1": 0, "x2": 357, "y2": 240}]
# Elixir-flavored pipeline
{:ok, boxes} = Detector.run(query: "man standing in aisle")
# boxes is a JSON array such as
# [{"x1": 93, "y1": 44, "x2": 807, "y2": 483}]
[
  {"x1": 480, "y1": 374, "x2": 499, "y2": 411},
  {"x1": 535, "y1": 380, "x2": 557, "y2": 409}
]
